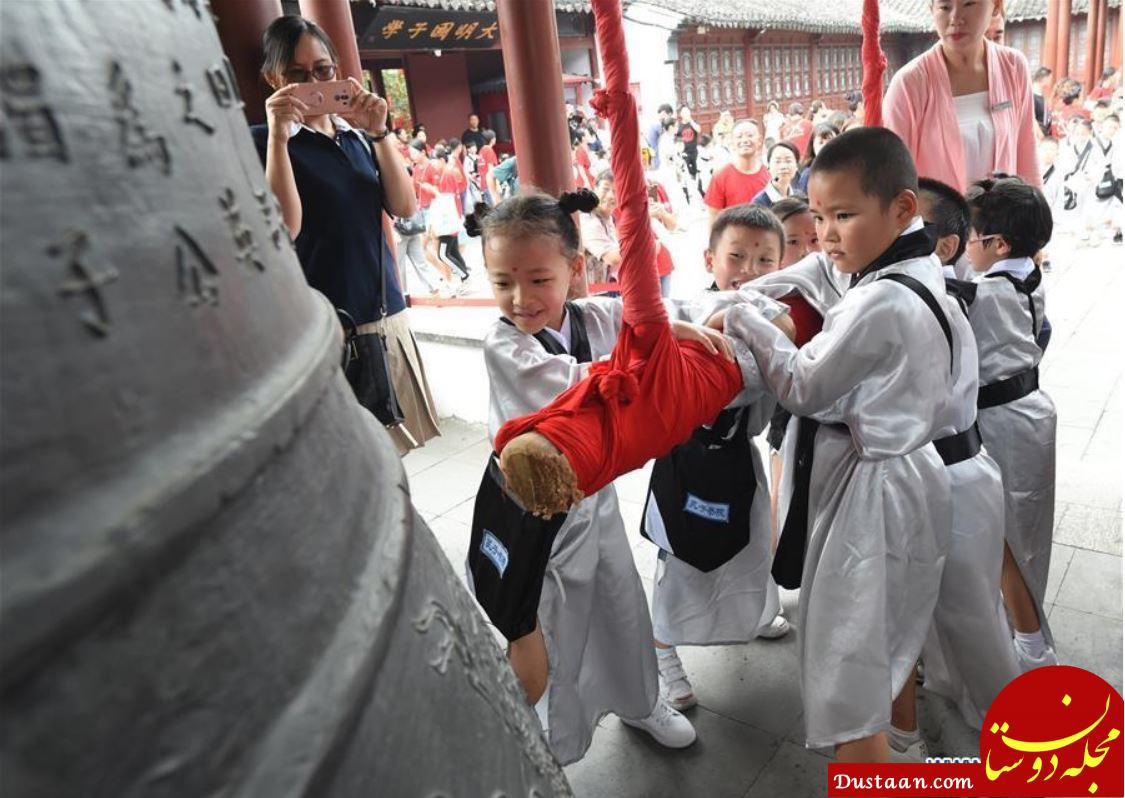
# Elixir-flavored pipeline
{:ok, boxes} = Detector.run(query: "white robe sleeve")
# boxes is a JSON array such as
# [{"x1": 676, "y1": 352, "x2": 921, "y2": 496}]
[
  {"x1": 724, "y1": 288, "x2": 896, "y2": 419},
  {"x1": 483, "y1": 326, "x2": 591, "y2": 442}
]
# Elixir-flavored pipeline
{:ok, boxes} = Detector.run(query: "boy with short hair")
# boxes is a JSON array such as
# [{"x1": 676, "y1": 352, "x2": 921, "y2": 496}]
[
  {"x1": 704, "y1": 205, "x2": 784, "y2": 289},
  {"x1": 723, "y1": 127, "x2": 953, "y2": 762},
  {"x1": 963, "y1": 176, "x2": 1058, "y2": 673},
  {"x1": 911, "y1": 178, "x2": 1022, "y2": 733},
  {"x1": 647, "y1": 206, "x2": 793, "y2": 710}
]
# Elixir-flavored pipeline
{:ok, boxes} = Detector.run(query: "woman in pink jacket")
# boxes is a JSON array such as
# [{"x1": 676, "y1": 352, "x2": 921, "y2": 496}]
[{"x1": 884, "y1": 0, "x2": 1041, "y2": 192}]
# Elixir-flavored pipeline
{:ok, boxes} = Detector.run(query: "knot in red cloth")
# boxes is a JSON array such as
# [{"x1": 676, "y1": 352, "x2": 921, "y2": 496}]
[
  {"x1": 589, "y1": 88, "x2": 632, "y2": 121},
  {"x1": 589, "y1": 361, "x2": 639, "y2": 404}
]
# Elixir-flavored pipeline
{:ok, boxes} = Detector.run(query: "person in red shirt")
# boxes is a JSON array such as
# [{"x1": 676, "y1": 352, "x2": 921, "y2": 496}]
[
  {"x1": 408, "y1": 139, "x2": 440, "y2": 210},
  {"x1": 429, "y1": 144, "x2": 470, "y2": 279},
  {"x1": 704, "y1": 119, "x2": 770, "y2": 220},
  {"x1": 438, "y1": 139, "x2": 469, "y2": 215},
  {"x1": 1088, "y1": 67, "x2": 1118, "y2": 102},
  {"x1": 572, "y1": 128, "x2": 596, "y2": 189},
  {"x1": 782, "y1": 102, "x2": 814, "y2": 155},
  {"x1": 1051, "y1": 78, "x2": 1090, "y2": 138},
  {"x1": 478, "y1": 129, "x2": 499, "y2": 205},
  {"x1": 404, "y1": 140, "x2": 456, "y2": 287},
  {"x1": 648, "y1": 179, "x2": 678, "y2": 296}
]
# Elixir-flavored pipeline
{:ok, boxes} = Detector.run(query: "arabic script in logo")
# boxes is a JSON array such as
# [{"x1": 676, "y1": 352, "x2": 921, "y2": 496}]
[{"x1": 981, "y1": 665, "x2": 1123, "y2": 796}]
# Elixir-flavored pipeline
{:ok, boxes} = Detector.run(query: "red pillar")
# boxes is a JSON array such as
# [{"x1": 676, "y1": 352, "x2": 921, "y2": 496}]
[
  {"x1": 1093, "y1": 0, "x2": 1108, "y2": 82},
  {"x1": 298, "y1": 0, "x2": 363, "y2": 82},
  {"x1": 1112, "y1": 9, "x2": 1123, "y2": 70},
  {"x1": 1043, "y1": 0, "x2": 1060, "y2": 87},
  {"x1": 1084, "y1": 2, "x2": 1101, "y2": 91},
  {"x1": 211, "y1": 0, "x2": 283, "y2": 125},
  {"x1": 496, "y1": 0, "x2": 574, "y2": 197},
  {"x1": 1056, "y1": 0, "x2": 1072, "y2": 80}
]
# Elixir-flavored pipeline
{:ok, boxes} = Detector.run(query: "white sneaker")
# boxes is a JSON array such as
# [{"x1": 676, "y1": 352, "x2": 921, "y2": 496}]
[
  {"x1": 889, "y1": 737, "x2": 929, "y2": 763},
  {"x1": 656, "y1": 648, "x2": 697, "y2": 711},
  {"x1": 889, "y1": 726, "x2": 928, "y2": 761},
  {"x1": 757, "y1": 613, "x2": 791, "y2": 640},
  {"x1": 1014, "y1": 640, "x2": 1060, "y2": 673},
  {"x1": 620, "y1": 697, "x2": 697, "y2": 748}
]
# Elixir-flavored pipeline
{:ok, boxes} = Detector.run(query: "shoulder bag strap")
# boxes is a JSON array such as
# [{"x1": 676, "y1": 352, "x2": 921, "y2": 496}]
[
  {"x1": 565, "y1": 301, "x2": 593, "y2": 364},
  {"x1": 878, "y1": 272, "x2": 953, "y2": 373}
]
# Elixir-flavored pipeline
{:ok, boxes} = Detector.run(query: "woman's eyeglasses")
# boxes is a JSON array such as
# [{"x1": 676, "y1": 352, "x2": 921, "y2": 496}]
[{"x1": 284, "y1": 63, "x2": 338, "y2": 83}]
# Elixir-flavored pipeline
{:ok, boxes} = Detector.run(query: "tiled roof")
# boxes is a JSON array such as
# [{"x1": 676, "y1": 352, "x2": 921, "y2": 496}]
[
  {"x1": 1002, "y1": 0, "x2": 1121, "y2": 19},
  {"x1": 364, "y1": 0, "x2": 1118, "y2": 26},
  {"x1": 881, "y1": 0, "x2": 1119, "y2": 22},
  {"x1": 360, "y1": 0, "x2": 593, "y2": 11},
  {"x1": 634, "y1": 0, "x2": 931, "y2": 34}
]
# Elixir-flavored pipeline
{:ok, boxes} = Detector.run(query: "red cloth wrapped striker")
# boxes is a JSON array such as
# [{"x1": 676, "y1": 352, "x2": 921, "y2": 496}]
[{"x1": 493, "y1": 0, "x2": 743, "y2": 499}]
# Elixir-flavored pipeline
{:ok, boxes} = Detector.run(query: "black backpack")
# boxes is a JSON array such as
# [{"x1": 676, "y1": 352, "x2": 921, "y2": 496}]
[
  {"x1": 640, "y1": 406, "x2": 756, "y2": 572},
  {"x1": 467, "y1": 303, "x2": 591, "y2": 641}
]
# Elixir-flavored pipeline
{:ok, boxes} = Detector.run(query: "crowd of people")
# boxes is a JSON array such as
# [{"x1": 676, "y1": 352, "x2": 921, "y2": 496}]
[{"x1": 253, "y1": 0, "x2": 1117, "y2": 782}]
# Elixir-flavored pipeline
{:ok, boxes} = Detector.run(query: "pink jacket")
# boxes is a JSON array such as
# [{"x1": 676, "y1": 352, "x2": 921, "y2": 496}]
[{"x1": 884, "y1": 40, "x2": 1042, "y2": 192}]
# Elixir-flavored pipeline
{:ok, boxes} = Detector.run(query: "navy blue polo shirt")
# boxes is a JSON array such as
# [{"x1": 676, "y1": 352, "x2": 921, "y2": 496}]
[{"x1": 251, "y1": 121, "x2": 406, "y2": 324}]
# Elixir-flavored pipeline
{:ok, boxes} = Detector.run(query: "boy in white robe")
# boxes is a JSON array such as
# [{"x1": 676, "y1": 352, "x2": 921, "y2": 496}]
[
  {"x1": 906, "y1": 178, "x2": 1022, "y2": 734},
  {"x1": 649, "y1": 206, "x2": 794, "y2": 711},
  {"x1": 717, "y1": 127, "x2": 953, "y2": 761},
  {"x1": 963, "y1": 176, "x2": 1059, "y2": 672}
]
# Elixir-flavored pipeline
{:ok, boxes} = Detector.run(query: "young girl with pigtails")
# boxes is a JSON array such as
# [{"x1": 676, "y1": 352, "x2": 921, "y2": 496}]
[{"x1": 467, "y1": 189, "x2": 721, "y2": 764}]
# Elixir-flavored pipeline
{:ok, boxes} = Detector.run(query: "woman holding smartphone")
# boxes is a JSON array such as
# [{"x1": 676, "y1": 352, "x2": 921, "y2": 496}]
[{"x1": 251, "y1": 15, "x2": 440, "y2": 453}]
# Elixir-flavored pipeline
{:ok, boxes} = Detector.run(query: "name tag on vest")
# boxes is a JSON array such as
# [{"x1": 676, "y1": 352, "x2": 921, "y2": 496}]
[
  {"x1": 480, "y1": 531, "x2": 509, "y2": 577},
  {"x1": 991, "y1": 100, "x2": 1013, "y2": 111},
  {"x1": 683, "y1": 493, "x2": 731, "y2": 524}
]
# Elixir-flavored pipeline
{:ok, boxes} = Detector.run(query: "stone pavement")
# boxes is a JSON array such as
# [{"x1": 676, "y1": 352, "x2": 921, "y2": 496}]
[{"x1": 403, "y1": 229, "x2": 1122, "y2": 798}]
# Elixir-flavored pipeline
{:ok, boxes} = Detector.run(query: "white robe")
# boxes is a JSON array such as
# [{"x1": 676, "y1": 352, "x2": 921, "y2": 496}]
[
  {"x1": 921, "y1": 282, "x2": 1022, "y2": 729},
  {"x1": 648, "y1": 290, "x2": 785, "y2": 645},
  {"x1": 726, "y1": 255, "x2": 953, "y2": 748},
  {"x1": 968, "y1": 261, "x2": 1057, "y2": 616},
  {"x1": 481, "y1": 297, "x2": 657, "y2": 766}
]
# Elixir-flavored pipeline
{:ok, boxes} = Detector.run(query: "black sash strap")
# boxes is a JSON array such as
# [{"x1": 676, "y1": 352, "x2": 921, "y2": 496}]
[
  {"x1": 984, "y1": 267, "x2": 1042, "y2": 341},
  {"x1": 978, "y1": 366, "x2": 1039, "y2": 409},
  {"x1": 878, "y1": 272, "x2": 954, "y2": 374},
  {"x1": 771, "y1": 416, "x2": 821, "y2": 589},
  {"x1": 500, "y1": 300, "x2": 592, "y2": 363},
  {"x1": 933, "y1": 422, "x2": 982, "y2": 466},
  {"x1": 944, "y1": 277, "x2": 977, "y2": 316}
]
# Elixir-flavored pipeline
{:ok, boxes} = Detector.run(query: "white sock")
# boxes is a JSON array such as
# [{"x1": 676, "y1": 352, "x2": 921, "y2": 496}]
[
  {"x1": 888, "y1": 724, "x2": 920, "y2": 752},
  {"x1": 655, "y1": 645, "x2": 677, "y2": 659},
  {"x1": 534, "y1": 683, "x2": 550, "y2": 734},
  {"x1": 1014, "y1": 629, "x2": 1047, "y2": 659}
]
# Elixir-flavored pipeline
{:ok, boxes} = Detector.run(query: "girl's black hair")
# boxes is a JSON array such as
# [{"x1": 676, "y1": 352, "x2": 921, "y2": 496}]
[
  {"x1": 767, "y1": 140, "x2": 800, "y2": 165},
  {"x1": 770, "y1": 196, "x2": 811, "y2": 224},
  {"x1": 802, "y1": 123, "x2": 839, "y2": 168},
  {"x1": 464, "y1": 190, "x2": 600, "y2": 260},
  {"x1": 965, "y1": 176, "x2": 1053, "y2": 259},
  {"x1": 261, "y1": 16, "x2": 339, "y2": 79}
]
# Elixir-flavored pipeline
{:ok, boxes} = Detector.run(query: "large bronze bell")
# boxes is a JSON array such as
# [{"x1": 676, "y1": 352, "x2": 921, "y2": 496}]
[{"x1": 0, "y1": 2, "x2": 570, "y2": 795}]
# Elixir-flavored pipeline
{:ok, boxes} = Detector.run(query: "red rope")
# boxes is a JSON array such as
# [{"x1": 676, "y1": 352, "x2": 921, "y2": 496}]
[
  {"x1": 861, "y1": 0, "x2": 886, "y2": 128},
  {"x1": 588, "y1": 0, "x2": 665, "y2": 331}
]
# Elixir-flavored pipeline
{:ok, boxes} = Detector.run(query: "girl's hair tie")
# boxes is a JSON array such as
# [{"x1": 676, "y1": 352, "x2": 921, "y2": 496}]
[
  {"x1": 463, "y1": 201, "x2": 491, "y2": 237},
  {"x1": 558, "y1": 188, "x2": 600, "y2": 214}
]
